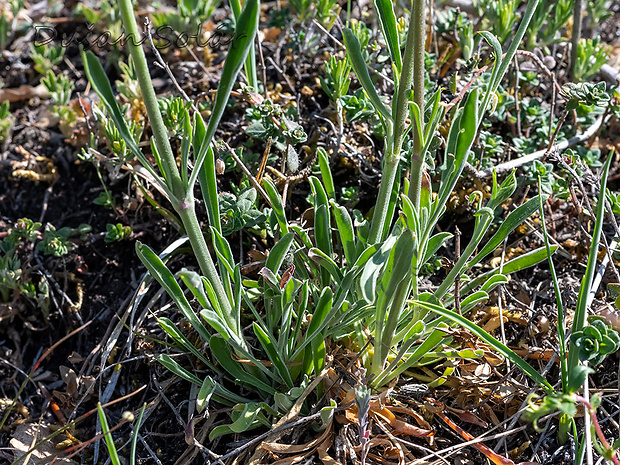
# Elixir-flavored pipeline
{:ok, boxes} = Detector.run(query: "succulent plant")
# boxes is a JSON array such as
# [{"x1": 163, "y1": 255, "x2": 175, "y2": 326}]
[{"x1": 571, "y1": 316, "x2": 620, "y2": 366}]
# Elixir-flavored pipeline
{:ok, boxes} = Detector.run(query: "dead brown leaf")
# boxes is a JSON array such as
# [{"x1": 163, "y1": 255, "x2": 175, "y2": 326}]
[{"x1": 0, "y1": 84, "x2": 49, "y2": 103}]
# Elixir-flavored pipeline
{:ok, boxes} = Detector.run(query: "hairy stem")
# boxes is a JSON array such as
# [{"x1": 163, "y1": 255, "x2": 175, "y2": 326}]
[
  {"x1": 117, "y1": 0, "x2": 183, "y2": 196},
  {"x1": 369, "y1": 0, "x2": 426, "y2": 244},
  {"x1": 369, "y1": 136, "x2": 397, "y2": 243},
  {"x1": 407, "y1": 0, "x2": 426, "y2": 211},
  {"x1": 118, "y1": 0, "x2": 232, "y2": 317}
]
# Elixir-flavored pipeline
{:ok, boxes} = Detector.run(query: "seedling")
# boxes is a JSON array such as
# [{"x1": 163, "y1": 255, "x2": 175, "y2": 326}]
[
  {"x1": 30, "y1": 43, "x2": 64, "y2": 75},
  {"x1": 105, "y1": 224, "x2": 133, "y2": 243},
  {"x1": 37, "y1": 224, "x2": 91, "y2": 257},
  {"x1": 573, "y1": 38, "x2": 611, "y2": 82}
]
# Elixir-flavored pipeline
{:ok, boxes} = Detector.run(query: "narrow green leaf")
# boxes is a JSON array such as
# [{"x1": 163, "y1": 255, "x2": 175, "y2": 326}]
[
  {"x1": 211, "y1": 227, "x2": 236, "y2": 278},
  {"x1": 460, "y1": 290, "x2": 489, "y2": 313},
  {"x1": 263, "y1": 178, "x2": 289, "y2": 234},
  {"x1": 307, "y1": 286, "x2": 333, "y2": 337},
  {"x1": 136, "y1": 242, "x2": 211, "y2": 342},
  {"x1": 308, "y1": 247, "x2": 344, "y2": 282},
  {"x1": 178, "y1": 268, "x2": 210, "y2": 309},
  {"x1": 209, "y1": 336, "x2": 276, "y2": 394},
  {"x1": 416, "y1": 300, "x2": 554, "y2": 392},
  {"x1": 310, "y1": 177, "x2": 333, "y2": 257},
  {"x1": 208, "y1": 403, "x2": 264, "y2": 440},
  {"x1": 318, "y1": 148, "x2": 335, "y2": 199},
  {"x1": 421, "y1": 232, "x2": 453, "y2": 266},
  {"x1": 253, "y1": 323, "x2": 294, "y2": 388},
  {"x1": 468, "y1": 195, "x2": 546, "y2": 268},
  {"x1": 130, "y1": 403, "x2": 146, "y2": 465},
  {"x1": 568, "y1": 153, "x2": 613, "y2": 382},
  {"x1": 343, "y1": 28, "x2": 393, "y2": 120},
  {"x1": 486, "y1": 170, "x2": 517, "y2": 211},
  {"x1": 158, "y1": 354, "x2": 202, "y2": 385},
  {"x1": 331, "y1": 201, "x2": 357, "y2": 265},
  {"x1": 180, "y1": 109, "x2": 192, "y2": 184},
  {"x1": 456, "y1": 246, "x2": 557, "y2": 301},
  {"x1": 480, "y1": 274, "x2": 509, "y2": 293},
  {"x1": 98, "y1": 403, "x2": 121, "y2": 465},
  {"x1": 190, "y1": 0, "x2": 260, "y2": 185},
  {"x1": 197, "y1": 376, "x2": 216, "y2": 413},
  {"x1": 265, "y1": 232, "x2": 295, "y2": 274},
  {"x1": 157, "y1": 317, "x2": 212, "y2": 366},
  {"x1": 200, "y1": 308, "x2": 233, "y2": 341},
  {"x1": 81, "y1": 50, "x2": 165, "y2": 191},
  {"x1": 374, "y1": 0, "x2": 402, "y2": 72},
  {"x1": 195, "y1": 119, "x2": 222, "y2": 234}
]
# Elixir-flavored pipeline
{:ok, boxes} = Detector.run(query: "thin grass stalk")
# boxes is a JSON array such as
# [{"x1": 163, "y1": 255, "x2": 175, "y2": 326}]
[
  {"x1": 117, "y1": 0, "x2": 232, "y2": 317},
  {"x1": 538, "y1": 180, "x2": 568, "y2": 393},
  {"x1": 570, "y1": 0, "x2": 583, "y2": 81},
  {"x1": 566, "y1": 153, "x2": 612, "y2": 379}
]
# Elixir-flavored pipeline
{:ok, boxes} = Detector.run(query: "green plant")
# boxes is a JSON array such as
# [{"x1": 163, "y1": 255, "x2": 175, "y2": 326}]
[
  {"x1": 0, "y1": 1, "x2": 22, "y2": 53},
  {"x1": 573, "y1": 37, "x2": 611, "y2": 82},
  {"x1": 0, "y1": 219, "x2": 49, "y2": 315},
  {"x1": 586, "y1": 0, "x2": 612, "y2": 29},
  {"x1": 219, "y1": 187, "x2": 266, "y2": 236},
  {"x1": 105, "y1": 223, "x2": 133, "y2": 243},
  {"x1": 476, "y1": 0, "x2": 520, "y2": 44},
  {"x1": 81, "y1": 0, "x2": 328, "y2": 433},
  {"x1": 245, "y1": 98, "x2": 307, "y2": 150},
  {"x1": 98, "y1": 402, "x2": 146, "y2": 465},
  {"x1": 36, "y1": 224, "x2": 91, "y2": 258},
  {"x1": 75, "y1": 0, "x2": 123, "y2": 42},
  {"x1": 41, "y1": 71, "x2": 74, "y2": 108},
  {"x1": 332, "y1": 0, "x2": 566, "y2": 393},
  {"x1": 315, "y1": 0, "x2": 340, "y2": 29},
  {"x1": 0, "y1": 100, "x2": 14, "y2": 145},
  {"x1": 320, "y1": 55, "x2": 352, "y2": 137},
  {"x1": 524, "y1": 0, "x2": 572, "y2": 48},
  {"x1": 522, "y1": 156, "x2": 620, "y2": 462},
  {"x1": 84, "y1": 0, "x2": 563, "y2": 445},
  {"x1": 30, "y1": 43, "x2": 64, "y2": 75},
  {"x1": 40, "y1": 71, "x2": 78, "y2": 136},
  {"x1": 571, "y1": 316, "x2": 620, "y2": 366},
  {"x1": 159, "y1": 96, "x2": 192, "y2": 137}
]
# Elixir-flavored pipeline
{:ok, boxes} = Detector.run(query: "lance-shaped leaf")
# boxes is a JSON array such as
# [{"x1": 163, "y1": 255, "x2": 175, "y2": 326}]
[
  {"x1": 136, "y1": 242, "x2": 210, "y2": 342},
  {"x1": 467, "y1": 195, "x2": 546, "y2": 268},
  {"x1": 373, "y1": 0, "x2": 402, "y2": 73},
  {"x1": 190, "y1": 0, "x2": 260, "y2": 186},
  {"x1": 343, "y1": 28, "x2": 393, "y2": 121},
  {"x1": 81, "y1": 50, "x2": 165, "y2": 192}
]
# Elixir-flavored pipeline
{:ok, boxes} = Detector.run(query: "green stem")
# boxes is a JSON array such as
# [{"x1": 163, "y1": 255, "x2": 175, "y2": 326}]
[
  {"x1": 538, "y1": 183, "x2": 568, "y2": 393},
  {"x1": 118, "y1": 0, "x2": 183, "y2": 197},
  {"x1": 407, "y1": 0, "x2": 426, "y2": 211},
  {"x1": 368, "y1": 136, "x2": 397, "y2": 243},
  {"x1": 368, "y1": 0, "x2": 426, "y2": 244},
  {"x1": 118, "y1": 0, "x2": 232, "y2": 318},
  {"x1": 570, "y1": 0, "x2": 583, "y2": 81},
  {"x1": 177, "y1": 203, "x2": 234, "y2": 326}
]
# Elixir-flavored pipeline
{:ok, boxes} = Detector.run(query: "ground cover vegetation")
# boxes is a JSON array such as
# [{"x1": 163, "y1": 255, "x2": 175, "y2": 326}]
[{"x1": 2, "y1": 0, "x2": 620, "y2": 463}]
